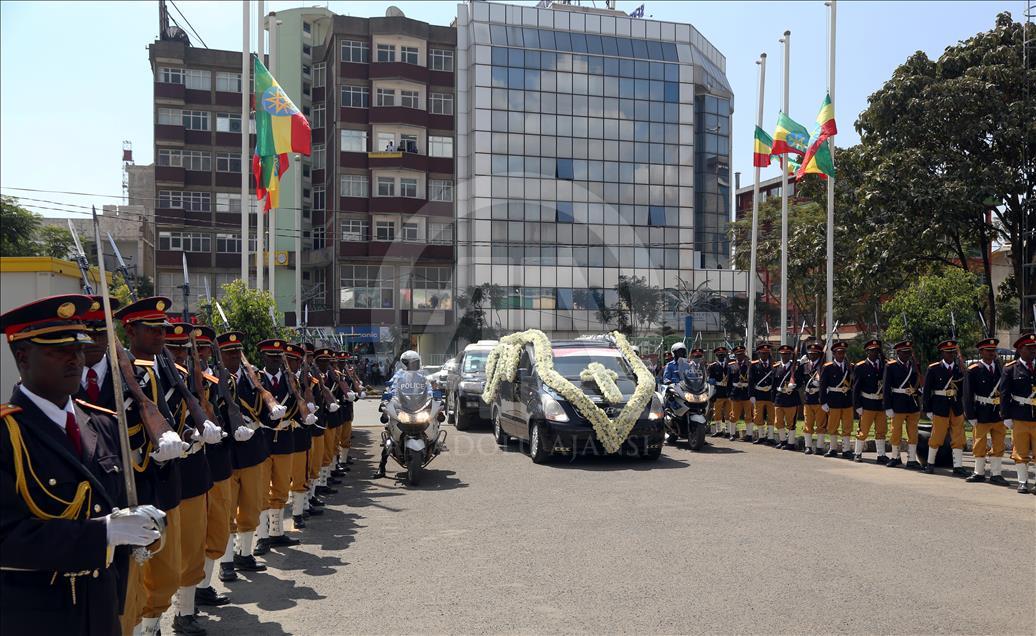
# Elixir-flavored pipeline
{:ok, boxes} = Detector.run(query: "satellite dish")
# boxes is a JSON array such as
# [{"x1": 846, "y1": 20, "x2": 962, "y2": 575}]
[{"x1": 385, "y1": 5, "x2": 405, "y2": 17}]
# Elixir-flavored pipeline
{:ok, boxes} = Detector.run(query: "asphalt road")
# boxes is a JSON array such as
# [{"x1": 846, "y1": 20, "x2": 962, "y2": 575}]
[{"x1": 181, "y1": 398, "x2": 1036, "y2": 635}]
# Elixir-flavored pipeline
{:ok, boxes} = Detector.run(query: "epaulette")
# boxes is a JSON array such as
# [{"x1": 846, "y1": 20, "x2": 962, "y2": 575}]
[
  {"x1": 855, "y1": 360, "x2": 868, "y2": 367},
  {"x1": 822, "y1": 361, "x2": 834, "y2": 367},
  {"x1": 928, "y1": 362, "x2": 940, "y2": 368},
  {"x1": 309, "y1": 377, "x2": 320, "y2": 386},
  {"x1": 174, "y1": 363, "x2": 188, "y2": 374},
  {"x1": 75, "y1": 398, "x2": 116, "y2": 416},
  {"x1": 203, "y1": 372, "x2": 219, "y2": 384},
  {"x1": 1005, "y1": 360, "x2": 1017, "y2": 368},
  {"x1": 0, "y1": 404, "x2": 23, "y2": 418},
  {"x1": 133, "y1": 359, "x2": 154, "y2": 367},
  {"x1": 968, "y1": 363, "x2": 981, "y2": 370}
]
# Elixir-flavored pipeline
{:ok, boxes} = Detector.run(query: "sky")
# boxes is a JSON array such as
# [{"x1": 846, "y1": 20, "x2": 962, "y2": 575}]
[{"x1": 0, "y1": 0, "x2": 1021, "y2": 218}]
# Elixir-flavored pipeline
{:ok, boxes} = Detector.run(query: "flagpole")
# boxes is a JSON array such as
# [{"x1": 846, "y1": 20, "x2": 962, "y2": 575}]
[
  {"x1": 268, "y1": 13, "x2": 278, "y2": 302},
  {"x1": 294, "y1": 153, "x2": 302, "y2": 323},
  {"x1": 256, "y1": 0, "x2": 265, "y2": 291},
  {"x1": 747, "y1": 52, "x2": 766, "y2": 349},
  {"x1": 825, "y1": 0, "x2": 836, "y2": 360},
  {"x1": 779, "y1": 30, "x2": 790, "y2": 346},
  {"x1": 240, "y1": 0, "x2": 250, "y2": 285}
]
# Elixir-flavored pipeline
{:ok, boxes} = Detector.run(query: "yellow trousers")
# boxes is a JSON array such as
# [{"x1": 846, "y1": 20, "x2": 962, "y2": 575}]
[
  {"x1": 229, "y1": 462, "x2": 265, "y2": 534},
  {"x1": 857, "y1": 409, "x2": 888, "y2": 441},
  {"x1": 309, "y1": 434, "x2": 325, "y2": 481},
  {"x1": 729, "y1": 399, "x2": 752, "y2": 427},
  {"x1": 1010, "y1": 420, "x2": 1036, "y2": 464},
  {"x1": 178, "y1": 493, "x2": 207, "y2": 588},
  {"x1": 753, "y1": 400, "x2": 776, "y2": 428},
  {"x1": 890, "y1": 412, "x2": 920, "y2": 446},
  {"x1": 119, "y1": 558, "x2": 143, "y2": 635},
  {"x1": 803, "y1": 404, "x2": 827, "y2": 434},
  {"x1": 930, "y1": 413, "x2": 965, "y2": 449},
  {"x1": 266, "y1": 453, "x2": 293, "y2": 509},
  {"x1": 972, "y1": 422, "x2": 1006, "y2": 458},
  {"x1": 290, "y1": 449, "x2": 309, "y2": 493},
  {"x1": 774, "y1": 405, "x2": 797, "y2": 431},
  {"x1": 339, "y1": 420, "x2": 353, "y2": 450},
  {"x1": 826, "y1": 407, "x2": 854, "y2": 438},
  {"x1": 712, "y1": 398, "x2": 730, "y2": 424},
  {"x1": 322, "y1": 428, "x2": 336, "y2": 467},
  {"x1": 204, "y1": 478, "x2": 232, "y2": 561},
  {"x1": 142, "y1": 505, "x2": 181, "y2": 618}
]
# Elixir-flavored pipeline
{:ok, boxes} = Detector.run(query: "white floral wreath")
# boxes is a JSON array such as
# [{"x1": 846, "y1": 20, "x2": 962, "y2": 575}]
[{"x1": 482, "y1": 329, "x2": 656, "y2": 454}]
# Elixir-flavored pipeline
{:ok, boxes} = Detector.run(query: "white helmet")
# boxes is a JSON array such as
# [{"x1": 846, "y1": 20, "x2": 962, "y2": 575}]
[
  {"x1": 400, "y1": 350, "x2": 421, "y2": 370},
  {"x1": 671, "y1": 342, "x2": 687, "y2": 355}
]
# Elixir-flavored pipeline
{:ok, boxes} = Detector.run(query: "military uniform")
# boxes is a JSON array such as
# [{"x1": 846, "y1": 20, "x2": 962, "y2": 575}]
[
  {"x1": 921, "y1": 340, "x2": 966, "y2": 474},
  {"x1": 725, "y1": 348, "x2": 752, "y2": 440},
  {"x1": 801, "y1": 345, "x2": 827, "y2": 454},
  {"x1": 853, "y1": 340, "x2": 888, "y2": 463},
  {"x1": 883, "y1": 341, "x2": 922, "y2": 468},
  {"x1": 1001, "y1": 333, "x2": 1036, "y2": 492},
  {"x1": 707, "y1": 347, "x2": 731, "y2": 437},
  {"x1": 964, "y1": 339, "x2": 1007, "y2": 484},
  {"x1": 773, "y1": 345, "x2": 804, "y2": 450},
  {"x1": 289, "y1": 344, "x2": 315, "y2": 528},
  {"x1": 819, "y1": 342, "x2": 854, "y2": 458},
  {"x1": 748, "y1": 345, "x2": 777, "y2": 444}
]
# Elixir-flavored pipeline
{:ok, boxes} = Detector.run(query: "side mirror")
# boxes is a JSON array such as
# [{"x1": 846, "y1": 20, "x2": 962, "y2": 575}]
[
  {"x1": 437, "y1": 411, "x2": 446, "y2": 422},
  {"x1": 380, "y1": 413, "x2": 389, "y2": 424}
]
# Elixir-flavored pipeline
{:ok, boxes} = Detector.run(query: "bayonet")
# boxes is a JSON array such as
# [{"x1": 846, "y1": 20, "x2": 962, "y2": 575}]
[
  {"x1": 181, "y1": 253, "x2": 191, "y2": 324},
  {"x1": 107, "y1": 234, "x2": 138, "y2": 302},
  {"x1": 67, "y1": 220, "x2": 94, "y2": 294},
  {"x1": 977, "y1": 309, "x2": 989, "y2": 339},
  {"x1": 950, "y1": 310, "x2": 957, "y2": 341}
]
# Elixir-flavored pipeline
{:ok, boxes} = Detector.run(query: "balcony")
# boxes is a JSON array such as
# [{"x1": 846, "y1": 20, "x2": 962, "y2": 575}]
[
  {"x1": 367, "y1": 151, "x2": 427, "y2": 172},
  {"x1": 155, "y1": 165, "x2": 185, "y2": 184},
  {"x1": 338, "y1": 241, "x2": 453, "y2": 261},
  {"x1": 185, "y1": 89, "x2": 212, "y2": 105},
  {"x1": 155, "y1": 125, "x2": 184, "y2": 143},
  {"x1": 368, "y1": 62, "x2": 430, "y2": 84},
  {"x1": 369, "y1": 106, "x2": 427, "y2": 127},
  {"x1": 154, "y1": 82, "x2": 185, "y2": 102}
]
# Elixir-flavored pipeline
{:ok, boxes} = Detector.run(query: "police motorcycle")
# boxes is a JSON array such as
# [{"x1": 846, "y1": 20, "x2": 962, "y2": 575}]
[
  {"x1": 376, "y1": 350, "x2": 447, "y2": 486},
  {"x1": 662, "y1": 347, "x2": 713, "y2": 451}
]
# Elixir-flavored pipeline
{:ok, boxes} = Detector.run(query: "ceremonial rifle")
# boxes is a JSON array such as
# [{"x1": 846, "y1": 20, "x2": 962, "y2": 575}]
[
  {"x1": 213, "y1": 301, "x2": 282, "y2": 416},
  {"x1": 901, "y1": 313, "x2": 923, "y2": 406},
  {"x1": 68, "y1": 221, "x2": 94, "y2": 294},
  {"x1": 950, "y1": 310, "x2": 970, "y2": 405},
  {"x1": 181, "y1": 255, "x2": 217, "y2": 422},
  {"x1": 107, "y1": 233, "x2": 138, "y2": 302}
]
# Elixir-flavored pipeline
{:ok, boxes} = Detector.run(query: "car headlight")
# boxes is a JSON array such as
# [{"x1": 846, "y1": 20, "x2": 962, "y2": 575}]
[
  {"x1": 459, "y1": 381, "x2": 483, "y2": 392},
  {"x1": 648, "y1": 395, "x2": 664, "y2": 420},
  {"x1": 541, "y1": 393, "x2": 569, "y2": 422}
]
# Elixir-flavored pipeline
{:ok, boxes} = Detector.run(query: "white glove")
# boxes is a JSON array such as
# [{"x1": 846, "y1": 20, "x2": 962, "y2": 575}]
[
  {"x1": 926, "y1": 412, "x2": 933, "y2": 420},
  {"x1": 750, "y1": 397, "x2": 756, "y2": 406},
  {"x1": 105, "y1": 507, "x2": 165, "y2": 547},
  {"x1": 305, "y1": 413, "x2": 318, "y2": 426},
  {"x1": 199, "y1": 420, "x2": 224, "y2": 444},
  {"x1": 856, "y1": 407, "x2": 863, "y2": 416},
  {"x1": 328, "y1": 402, "x2": 340, "y2": 413},
  {"x1": 787, "y1": 383, "x2": 796, "y2": 390},
  {"x1": 821, "y1": 404, "x2": 830, "y2": 413},
  {"x1": 347, "y1": 391, "x2": 357, "y2": 400},
  {"x1": 233, "y1": 425, "x2": 255, "y2": 442},
  {"x1": 359, "y1": 391, "x2": 366, "y2": 399},
  {"x1": 1004, "y1": 419, "x2": 1013, "y2": 430},
  {"x1": 307, "y1": 402, "x2": 318, "y2": 414},
  {"x1": 150, "y1": 431, "x2": 189, "y2": 462},
  {"x1": 269, "y1": 404, "x2": 287, "y2": 421},
  {"x1": 967, "y1": 419, "x2": 977, "y2": 427},
  {"x1": 885, "y1": 409, "x2": 894, "y2": 418}
]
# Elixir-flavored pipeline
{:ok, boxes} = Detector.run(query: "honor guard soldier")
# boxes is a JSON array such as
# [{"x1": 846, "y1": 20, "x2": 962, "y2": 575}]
[
  {"x1": 748, "y1": 343, "x2": 776, "y2": 444},
  {"x1": 308, "y1": 348, "x2": 337, "y2": 510},
  {"x1": 334, "y1": 352, "x2": 362, "y2": 473},
  {"x1": 285, "y1": 344, "x2": 316, "y2": 529},
  {"x1": 1001, "y1": 332, "x2": 1036, "y2": 493},
  {"x1": 115, "y1": 297, "x2": 193, "y2": 636},
  {"x1": 321, "y1": 353, "x2": 346, "y2": 489},
  {"x1": 708, "y1": 346, "x2": 731, "y2": 438},
  {"x1": 726, "y1": 346, "x2": 752, "y2": 440},
  {"x1": 1, "y1": 295, "x2": 164, "y2": 636},
  {"x1": 773, "y1": 345, "x2": 804, "y2": 450},
  {"x1": 922, "y1": 339, "x2": 967, "y2": 475},
  {"x1": 801, "y1": 343, "x2": 827, "y2": 454},
  {"x1": 820, "y1": 341, "x2": 854, "y2": 459},
  {"x1": 964, "y1": 338, "x2": 1008, "y2": 485},
  {"x1": 254, "y1": 339, "x2": 301, "y2": 556},
  {"x1": 853, "y1": 339, "x2": 888, "y2": 463},
  {"x1": 77, "y1": 296, "x2": 121, "y2": 409},
  {"x1": 884, "y1": 340, "x2": 923, "y2": 468}
]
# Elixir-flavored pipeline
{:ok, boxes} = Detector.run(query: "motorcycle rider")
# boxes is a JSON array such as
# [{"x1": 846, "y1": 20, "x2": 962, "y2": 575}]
[
  {"x1": 373, "y1": 350, "x2": 428, "y2": 478},
  {"x1": 663, "y1": 342, "x2": 688, "y2": 386}
]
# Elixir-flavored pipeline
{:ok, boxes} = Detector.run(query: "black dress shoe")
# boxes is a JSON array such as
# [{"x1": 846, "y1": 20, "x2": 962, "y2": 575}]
[
  {"x1": 886, "y1": 457, "x2": 902, "y2": 468},
  {"x1": 195, "y1": 586, "x2": 229, "y2": 607},
  {"x1": 841, "y1": 451, "x2": 854, "y2": 460},
  {"x1": 345, "y1": 457, "x2": 355, "y2": 465},
  {"x1": 824, "y1": 449, "x2": 839, "y2": 458},
  {"x1": 784, "y1": 443, "x2": 797, "y2": 451},
  {"x1": 293, "y1": 514, "x2": 306, "y2": 529},
  {"x1": 764, "y1": 439, "x2": 777, "y2": 446},
  {"x1": 372, "y1": 469, "x2": 386, "y2": 478},
  {"x1": 952, "y1": 466, "x2": 970, "y2": 476},
  {"x1": 327, "y1": 476, "x2": 343, "y2": 485},
  {"x1": 218, "y1": 563, "x2": 238, "y2": 583},
  {"x1": 876, "y1": 455, "x2": 889, "y2": 465},
  {"x1": 989, "y1": 475, "x2": 1009, "y2": 486},
  {"x1": 306, "y1": 506, "x2": 324, "y2": 516},
  {"x1": 315, "y1": 485, "x2": 338, "y2": 495},
  {"x1": 741, "y1": 435, "x2": 753, "y2": 443},
  {"x1": 854, "y1": 455, "x2": 864, "y2": 462},
  {"x1": 253, "y1": 538, "x2": 271, "y2": 556},
  {"x1": 804, "y1": 447, "x2": 814, "y2": 455},
  {"x1": 233, "y1": 554, "x2": 267, "y2": 572},
  {"x1": 309, "y1": 496, "x2": 326, "y2": 507},
  {"x1": 775, "y1": 442, "x2": 786, "y2": 450},
  {"x1": 923, "y1": 464, "x2": 935, "y2": 474},
  {"x1": 965, "y1": 473, "x2": 986, "y2": 483},
  {"x1": 1018, "y1": 483, "x2": 1029, "y2": 493},
  {"x1": 269, "y1": 534, "x2": 301, "y2": 547},
  {"x1": 905, "y1": 460, "x2": 922, "y2": 470},
  {"x1": 753, "y1": 437, "x2": 764, "y2": 445},
  {"x1": 330, "y1": 468, "x2": 346, "y2": 477},
  {"x1": 172, "y1": 614, "x2": 207, "y2": 635}
]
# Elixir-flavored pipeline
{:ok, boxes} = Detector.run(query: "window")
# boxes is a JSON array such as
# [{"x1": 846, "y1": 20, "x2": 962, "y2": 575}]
[
  {"x1": 341, "y1": 85, "x2": 369, "y2": 108},
  {"x1": 428, "y1": 222, "x2": 453, "y2": 244},
  {"x1": 340, "y1": 175, "x2": 368, "y2": 198},
  {"x1": 216, "y1": 192, "x2": 246, "y2": 213},
  {"x1": 375, "y1": 88, "x2": 395, "y2": 107},
  {"x1": 341, "y1": 219, "x2": 370, "y2": 242},
  {"x1": 182, "y1": 110, "x2": 210, "y2": 131},
  {"x1": 159, "y1": 67, "x2": 184, "y2": 84},
  {"x1": 400, "y1": 46, "x2": 419, "y2": 65},
  {"x1": 341, "y1": 40, "x2": 370, "y2": 63},
  {"x1": 158, "y1": 191, "x2": 211, "y2": 211},
  {"x1": 216, "y1": 112, "x2": 242, "y2": 133},
  {"x1": 376, "y1": 44, "x2": 395, "y2": 63},
  {"x1": 429, "y1": 49, "x2": 453, "y2": 71},
  {"x1": 312, "y1": 62, "x2": 325, "y2": 88},
  {"x1": 302, "y1": 44, "x2": 312, "y2": 57},
  {"x1": 401, "y1": 221, "x2": 421, "y2": 242},
  {"x1": 312, "y1": 144, "x2": 325, "y2": 169},
  {"x1": 376, "y1": 177, "x2": 395, "y2": 197},
  {"x1": 312, "y1": 185, "x2": 325, "y2": 211},
  {"x1": 400, "y1": 134, "x2": 418, "y2": 153},
  {"x1": 340, "y1": 129, "x2": 367, "y2": 152},
  {"x1": 159, "y1": 231, "x2": 211, "y2": 252},
  {"x1": 311, "y1": 105, "x2": 324, "y2": 129},
  {"x1": 428, "y1": 136, "x2": 453, "y2": 158},
  {"x1": 400, "y1": 178, "x2": 418, "y2": 198},
  {"x1": 340, "y1": 265, "x2": 393, "y2": 309},
  {"x1": 184, "y1": 69, "x2": 211, "y2": 90},
  {"x1": 302, "y1": 21, "x2": 312, "y2": 34},
  {"x1": 400, "y1": 90, "x2": 419, "y2": 109},
  {"x1": 158, "y1": 108, "x2": 182, "y2": 126},
  {"x1": 408, "y1": 266, "x2": 452, "y2": 310},
  {"x1": 556, "y1": 158, "x2": 574, "y2": 180},
  {"x1": 429, "y1": 92, "x2": 453, "y2": 115},
  {"x1": 215, "y1": 72, "x2": 241, "y2": 92},
  {"x1": 311, "y1": 226, "x2": 325, "y2": 250},
  {"x1": 215, "y1": 152, "x2": 241, "y2": 173},
  {"x1": 215, "y1": 233, "x2": 243, "y2": 253},
  {"x1": 158, "y1": 149, "x2": 211, "y2": 171},
  {"x1": 429, "y1": 179, "x2": 453, "y2": 202},
  {"x1": 375, "y1": 219, "x2": 396, "y2": 241},
  {"x1": 648, "y1": 205, "x2": 667, "y2": 226}
]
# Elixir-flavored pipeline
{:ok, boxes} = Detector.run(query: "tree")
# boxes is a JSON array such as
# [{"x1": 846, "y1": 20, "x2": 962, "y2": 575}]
[
  {"x1": 882, "y1": 268, "x2": 987, "y2": 365},
  {"x1": 453, "y1": 283, "x2": 501, "y2": 347},
  {"x1": 37, "y1": 225, "x2": 75, "y2": 260},
  {"x1": 198, "y1": 279, "x2": 288, "y2": 362},
  {"x1": 1, "y1": 196, "x2": 41, "y2": 257},
  {"x1": 598, "y1": 275, "x2": 661, "y2": 338}
]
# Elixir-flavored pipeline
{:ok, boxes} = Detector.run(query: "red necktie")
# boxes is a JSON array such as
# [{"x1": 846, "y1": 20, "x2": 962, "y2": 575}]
[
  {"x1": 85, "y1": 368, "x2": 100, "y2": 403},
  {"x1": 271, "y1": 375, "x2": 280, "y2": 391},
  {"x1": 65, "y1": 412, "x2": 82, "y2": 458}
]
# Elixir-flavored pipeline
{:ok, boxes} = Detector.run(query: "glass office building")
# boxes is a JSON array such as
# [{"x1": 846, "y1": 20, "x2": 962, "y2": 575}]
[{"x1": 456, "y1": 1, "x2": 745, "y2": 337}]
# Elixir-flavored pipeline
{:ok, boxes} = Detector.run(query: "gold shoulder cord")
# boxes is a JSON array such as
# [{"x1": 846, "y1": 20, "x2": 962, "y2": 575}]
[
  {"x1": 3, "y1": 415, "x2": 92, "y2": 521},
  {"x1": 132, "y1": 367, "x2": 161, "y2": 473}
]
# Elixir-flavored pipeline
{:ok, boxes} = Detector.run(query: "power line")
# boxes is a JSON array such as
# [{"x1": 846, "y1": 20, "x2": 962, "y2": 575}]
[{"x1": 168, "y1": 0, "x2": 208, "y2": 48}]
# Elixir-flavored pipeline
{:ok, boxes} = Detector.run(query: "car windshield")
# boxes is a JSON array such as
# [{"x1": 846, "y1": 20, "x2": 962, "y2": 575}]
[
  {"x1": 551, "y1": 347, "x2": 637, "y2": 381},
  {"x1": 463, "y1": 352, "x2": 488, "y2": 374}
]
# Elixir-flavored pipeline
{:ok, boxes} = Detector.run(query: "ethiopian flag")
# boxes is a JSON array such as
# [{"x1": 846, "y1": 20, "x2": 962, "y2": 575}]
[
  {"x1": 753, "y1": 126, "x2": 773, "y2": 167},
  {"x1": 796, "y1": 94, "x2": 837, "y2": 181},
  {"x1": 770, "y1": 112, "x2": 810, "y2": 156},
  {"x1": 254, "y1": 56, "x2": 311, "y2": 158},
  {"x1": 252, "y1": 153, "x2": 290, "y2": 211},
  {"x1": 795, "y1": 138, "x2": 836, "y2": 180}
]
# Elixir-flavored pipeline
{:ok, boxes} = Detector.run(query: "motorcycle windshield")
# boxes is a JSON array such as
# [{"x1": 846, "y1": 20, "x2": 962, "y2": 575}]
[
  {"x1": 678, "y1": 358, "x2": 706, "y2": 393},
  {"x1": 395, "y1": 371, "x2": 430, "y2": 412}
]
